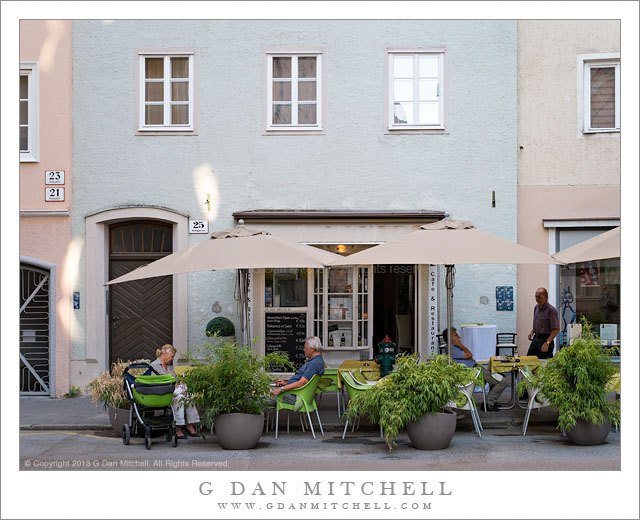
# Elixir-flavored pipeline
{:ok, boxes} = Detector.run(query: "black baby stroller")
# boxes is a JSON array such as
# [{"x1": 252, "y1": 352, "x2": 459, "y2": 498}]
[{"x1": 122, "y1": 362, "x2": 178, "y2": 449}]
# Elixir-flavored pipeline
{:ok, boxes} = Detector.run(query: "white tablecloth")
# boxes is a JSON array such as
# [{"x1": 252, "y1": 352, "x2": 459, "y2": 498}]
[{"x1": 460, "y1": 324, "x2": 497, "y2": 361}]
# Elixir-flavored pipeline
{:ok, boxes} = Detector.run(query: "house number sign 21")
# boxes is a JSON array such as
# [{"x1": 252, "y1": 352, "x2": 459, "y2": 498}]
[{"x1": 45, "y1": 187, "x2": 65, "y2": 201}]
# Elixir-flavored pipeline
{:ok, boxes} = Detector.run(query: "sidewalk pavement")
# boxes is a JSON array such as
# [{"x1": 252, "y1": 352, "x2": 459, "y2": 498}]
[{"x1": 20, "y1": 388, "x2": 559, "y2": 433}]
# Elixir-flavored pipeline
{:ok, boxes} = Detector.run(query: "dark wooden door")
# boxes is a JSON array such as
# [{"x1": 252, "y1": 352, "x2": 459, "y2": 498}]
[{"x1": 109, "y1": 221, "x2": 173, "y2": 364}]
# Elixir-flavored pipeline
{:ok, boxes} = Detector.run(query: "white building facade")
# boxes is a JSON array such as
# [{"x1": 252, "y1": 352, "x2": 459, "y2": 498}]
[{"x1": 70, "y1": 20, "x2": 518, "y2": 385}]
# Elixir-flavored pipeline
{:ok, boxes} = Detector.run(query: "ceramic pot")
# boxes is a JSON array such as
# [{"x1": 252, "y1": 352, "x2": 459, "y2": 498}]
[
  {"x1": 406, "y1": 409, "x2": 457, "y2": 450},
  {"x1": 214, "y1": 413, "x2": 264, "y2": 450},
  {"x1": 108, "y1": 406, "x2": 130, "y2": 434},
  {"x1": 566, "y1": 417, "x2": 610, "y2": 446}
]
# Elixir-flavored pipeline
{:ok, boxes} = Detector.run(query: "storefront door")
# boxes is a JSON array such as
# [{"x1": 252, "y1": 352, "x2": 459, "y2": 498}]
[{"x1": 373, "y1": 264, "x2": 416, "y2": 356}]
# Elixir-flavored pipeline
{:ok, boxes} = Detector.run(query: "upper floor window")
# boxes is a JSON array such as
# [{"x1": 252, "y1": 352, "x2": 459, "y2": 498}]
[
  {"x1": 20, "y1": 62, "x2": 39, "y2": 162},
  {"x1": 579, "y1": 53, "x2": 620, "y2": 133},
  {"x1": 388, "y1": 50, "x2": 444, "y2": 130},
  {"x1": 137, "y1": 52, "x2": 194, "y2": 132},
  {"x1": 266, "y1": 52, "x2": 323, "y2": 132}
]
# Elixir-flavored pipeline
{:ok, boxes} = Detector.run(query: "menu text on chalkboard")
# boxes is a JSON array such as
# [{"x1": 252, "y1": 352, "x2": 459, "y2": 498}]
[{"x1": 265, "y1": 312, "x2": 307, "y2": 372}]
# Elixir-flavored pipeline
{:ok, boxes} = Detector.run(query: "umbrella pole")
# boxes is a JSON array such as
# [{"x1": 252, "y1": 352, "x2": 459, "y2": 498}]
[
  {"x1": 235, "y1": 268, "x2": 250, "y2": 348},
  {"x1": 445, "y1": 264, "x2": 455, "y2": 361}
]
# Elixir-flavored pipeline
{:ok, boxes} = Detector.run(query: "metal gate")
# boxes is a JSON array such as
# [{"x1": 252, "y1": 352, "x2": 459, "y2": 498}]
[{"x1": 20, "y1": 264, "x2": 50, "y2": 395}]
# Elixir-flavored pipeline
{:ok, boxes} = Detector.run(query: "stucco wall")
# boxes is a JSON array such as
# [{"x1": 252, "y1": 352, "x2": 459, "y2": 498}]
[
  {"x1": 517, "y1": 21, "x2": 620, "y2": 354},
  {"x1": 20, "y1": 20, "x2": 73, "y2": 396},
  {"x1": 20, "y1": 20, "x2": 73, "y2": 210},
  {"x1": 517, "y1": 20, "x2": 620, "y2": 186},
  {"x1": 516, "y1": 186, "x2": 620, "y2": 353},
  {"x1": 71, "y1": 20, "x2": 517, "y2": 371}
]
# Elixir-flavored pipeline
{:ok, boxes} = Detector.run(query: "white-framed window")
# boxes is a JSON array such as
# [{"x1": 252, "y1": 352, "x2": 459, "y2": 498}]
[
  {"x1": 579, "y1": 53, "x2": 620, "y2": 133},
  {"x1": 20, "y1": 62, "x2": 39, "y2": 162},
  {"x1": 137, "y1": 52, "x2": 194, "y2": 132},
  {"x1": 388, "y1": 50, "x2": 444, "y2": 130},
  {"x1": 266, "y1": 52, "x2": 322, "y2": 131}
]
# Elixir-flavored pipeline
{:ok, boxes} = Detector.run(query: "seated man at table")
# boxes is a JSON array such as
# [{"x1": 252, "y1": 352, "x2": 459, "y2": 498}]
[
  {"x1": 442, "y1": 328, "x2": 509, "y2": 412},
  {"x1": 271, "y1": 336, "x2": 324, "y2": 404}
]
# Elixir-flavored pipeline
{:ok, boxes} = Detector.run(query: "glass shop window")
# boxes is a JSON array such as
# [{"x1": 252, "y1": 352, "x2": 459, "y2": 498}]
[{"x1": 265, "y1": 268, "x2": 308, "y2": 308}]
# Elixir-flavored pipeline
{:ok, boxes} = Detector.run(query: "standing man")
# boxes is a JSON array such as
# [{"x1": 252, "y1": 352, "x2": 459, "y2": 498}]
[{"x1": 527, "y1": 287, "x2": 560, "y2": 359}]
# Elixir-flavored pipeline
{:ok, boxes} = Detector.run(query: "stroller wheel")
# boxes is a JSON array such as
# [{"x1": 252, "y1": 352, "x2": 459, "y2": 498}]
[
  {"x1": 145, "y1": 435, "x2": 152, "y2": 450},
  {"x1": 165, "y1": 430, "x2": 172, "y2": 442},
  {"x1": 122, "y1": 424, "x2": 131, "y2": 445},
  {"x1": 172, "y1": 427, "x2": 178, "y2": 447}
]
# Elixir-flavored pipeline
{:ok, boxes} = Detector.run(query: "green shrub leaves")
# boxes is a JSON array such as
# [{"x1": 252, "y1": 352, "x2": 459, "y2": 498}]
[{"x1": 346, "y1": 355, "x2": 472, "y2": 450}]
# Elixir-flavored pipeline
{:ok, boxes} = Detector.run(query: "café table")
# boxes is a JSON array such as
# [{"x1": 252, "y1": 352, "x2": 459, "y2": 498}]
[
  {"x1": 486, "y1": 355, "x2": 542, "y2": 410},
  {"x1": 336, "y1": 360, "x2": 380, "y2": 389},
  {"x1": 460, "y1": 324, "x2": 497, "y2": 360}
]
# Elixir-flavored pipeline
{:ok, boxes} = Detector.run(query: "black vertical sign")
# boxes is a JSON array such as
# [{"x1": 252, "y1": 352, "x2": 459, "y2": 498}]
[{"x1": 265, "y1": 312, "x2": 307, "y2": 371}]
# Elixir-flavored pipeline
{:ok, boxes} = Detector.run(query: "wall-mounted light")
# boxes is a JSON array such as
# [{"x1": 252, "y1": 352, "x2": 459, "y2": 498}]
[
  {"x1": 204, "y1": 193, "x2": 211, "y2": 212},
  {"x1": 336, "y1": 244, "x2": 348, "y2": 254}
]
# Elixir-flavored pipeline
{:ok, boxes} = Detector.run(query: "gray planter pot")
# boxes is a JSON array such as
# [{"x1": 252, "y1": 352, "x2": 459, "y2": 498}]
[
  {"x1": 214, "y1": 413, "x2": 264, "y2": 450},
  {"x1": 566, "y1": 417, "x2": 610, "y2": 446},
  {"x1": 108, "y1": 406, "x2": 130, "y2": 434},
  {"x1": 406, "y1": 409, "x2": 457, "y2": 450}
]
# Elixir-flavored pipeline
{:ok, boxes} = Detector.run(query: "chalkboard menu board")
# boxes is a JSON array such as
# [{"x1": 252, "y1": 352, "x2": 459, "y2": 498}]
[{"x1": 265, "y1": 312, "x2": 307, "y2": 372}]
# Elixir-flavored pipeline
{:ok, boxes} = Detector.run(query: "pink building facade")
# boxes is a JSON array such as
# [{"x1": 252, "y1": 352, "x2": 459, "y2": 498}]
[
  {"x1": 20, "y1": 20, "x2": 73, "y2": 396},
  {"x1": 516, "y1": 21, "x2": 621, "y2": 354}
]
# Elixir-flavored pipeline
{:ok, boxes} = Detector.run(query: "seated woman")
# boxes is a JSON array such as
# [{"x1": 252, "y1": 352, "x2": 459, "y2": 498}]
[{"x1": 150, "y1": 344, "x2": 200, "y2": 439}]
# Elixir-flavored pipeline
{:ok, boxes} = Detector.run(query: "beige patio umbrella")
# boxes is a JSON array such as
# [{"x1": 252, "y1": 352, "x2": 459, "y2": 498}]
[
  {"x1": 106, "y1": 223, "x2": 341, "y2": 284},
  {"x1": 328, "y1": 219, "x2": 564, "y2": 356},
  {"x1": 106, "y1": 222, "x2": 344, "y2": 346},
  {"x1": 552, "y1": 227, "x2": 620, "y2": 263}
]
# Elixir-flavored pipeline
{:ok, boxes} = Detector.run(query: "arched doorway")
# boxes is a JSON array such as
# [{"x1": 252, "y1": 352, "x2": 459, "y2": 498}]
[
  {"x1": 20, "y1": 263, "x2": 51, "y2": 394},
  {"x1": 108, "y1": 221, "x2": 173, "y2": 364}
]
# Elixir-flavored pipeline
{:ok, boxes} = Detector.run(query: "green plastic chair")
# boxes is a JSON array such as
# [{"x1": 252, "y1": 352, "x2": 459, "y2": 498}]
[
  {"x1": 341, "y1": 371, "x2": 382, "y2": 440},
  {"x1": 315, "y1": 368, "x2": 343, "y2": 417},
  {"x1": 275, "y1": 374, "x2": 324, "y2": 439}
]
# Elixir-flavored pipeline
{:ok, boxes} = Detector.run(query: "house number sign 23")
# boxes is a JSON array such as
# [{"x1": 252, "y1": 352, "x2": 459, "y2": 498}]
[
  {"x1": 45, "y1": 187, "x2": 65, "y2": 201},
  {"x1": 45, "y1": 170, "x2": 65, "y2": 184}
]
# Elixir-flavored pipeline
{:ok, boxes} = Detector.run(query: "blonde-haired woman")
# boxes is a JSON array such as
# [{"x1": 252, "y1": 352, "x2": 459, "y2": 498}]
[{"x1": 150, "y1": 344, "x2": 200, "y2": 439}]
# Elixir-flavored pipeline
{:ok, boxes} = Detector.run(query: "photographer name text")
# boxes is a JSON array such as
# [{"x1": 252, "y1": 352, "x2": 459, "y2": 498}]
[{"x1": 199, "y1": 480, "x2": 452, "y2": 497}]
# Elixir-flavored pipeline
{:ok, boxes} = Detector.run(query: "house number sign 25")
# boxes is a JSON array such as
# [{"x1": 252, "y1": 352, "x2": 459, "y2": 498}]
[
  {"x1": 189, "y1": 219, "x2": 209, "y2": 234},
  {"x1": 45, "y1": 187, "x2": 65, "y2": 201}
]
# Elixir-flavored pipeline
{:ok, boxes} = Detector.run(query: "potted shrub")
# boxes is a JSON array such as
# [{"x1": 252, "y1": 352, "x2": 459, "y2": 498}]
[
  {"x1": 346, "y1": 355, "x2": 472, "y2": 451},
  {"x1": 205, "y1": 316, "x2": 236, "y2": 346},
  {"x1": 181, "y1": 339, "x2": 292, "y2": 449},
  {"x1": 85, "y1": 359, "x2": 150, "y2": 434},
  {"x1": 521, "y1": 318, "x2": 620, "y2": 445}
]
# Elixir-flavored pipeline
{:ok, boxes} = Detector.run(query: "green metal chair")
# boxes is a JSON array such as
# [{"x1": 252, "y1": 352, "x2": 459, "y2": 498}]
[
  {"x1": 275, "y1": 374, "x2": 324, "y2": 439},
  {"x1": 341, "y1": 371, "x2": 382, "y2": 439},
  {"x1": 315, "y1": 368, "x2": 343, "y2": 417}
]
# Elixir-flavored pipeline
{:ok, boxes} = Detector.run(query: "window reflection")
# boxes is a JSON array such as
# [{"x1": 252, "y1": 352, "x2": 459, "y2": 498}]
[
  {"x1": 558, "y1": 259, "x2": 620, "y2": 345},
  {"x1": 265, "y1": 268, "x2": 308, "y2": 308}
]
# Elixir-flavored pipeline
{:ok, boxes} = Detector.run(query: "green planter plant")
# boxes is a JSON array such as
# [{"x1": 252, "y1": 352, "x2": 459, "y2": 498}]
[
  {"x1": 86, "y1": 359, "x2": 150, "y2": 433},
  {"x1": 520, "y1": 318, "x2": 620, "y2": 443},
  {"x1": 206, "y1": 317, "x2": 236, "y2": 338},
  {"x1": 86, "y1": 359, "x2": 150, "y2": 411},
  {"x1": 346, "y1": 355, "x2": 472, "y2": 450},
  {"x1": 181, "y1": 339, "x2": 293, "y2": 449}
]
